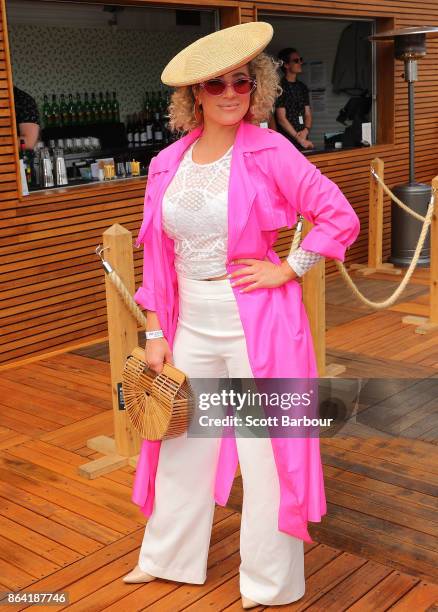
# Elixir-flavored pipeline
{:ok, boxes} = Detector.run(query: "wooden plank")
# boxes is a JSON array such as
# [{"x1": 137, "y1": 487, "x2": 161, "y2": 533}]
[
  {"x1": 348, "y1": 571, "x2": 420, "y2": 611},
  {"x1": 0, "y1": 557, "x2": 37, "y2": 591},
  {"x1": 5, "y1": 531, "x2": 145, "y2": 612},
  {"x1": 0, "y1": 455, "x2": 142, "y2": 525},
  {"x1": 0, "y1": 479, "x2": 121, "y2": 545},
  {"x1": 0, "y1": 533, "x2": 61, "y2": 580},
  {"x1": 389, "y1": 581, "x2": 438, "y2": 610},
  {"x1": 0, "y1": 466, "x2": 139, "y2": 534},
  {"x1": 0, "y1": 512, "x2": 83, "y2": 566},
  {"x1": 303, "y1": 560, "x2": 392, "y2": 609},
  {"x1": 313, "y1": 514, "x2": 438, "y2": 584}
]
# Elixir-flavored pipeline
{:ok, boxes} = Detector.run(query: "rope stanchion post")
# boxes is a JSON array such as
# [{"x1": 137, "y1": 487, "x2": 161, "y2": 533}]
[
  {"x1": 369, "y1": 158, "x2": 384, "y2": 269},
  {"x1": 79, "y1": 224, "x2": 141, "y2": 479},
  {"x1": 352, "y1": 158, "x2": 401, "y2": 277},
  {"x1": 432, "y1": 177, "x2": 438, "y2": 326},
  {"x1": 402, "y1": 176, "x2": 438, "y2": 334},
  {"x1": 301, "y1": 219, "x2": 346, "y2": 378}
]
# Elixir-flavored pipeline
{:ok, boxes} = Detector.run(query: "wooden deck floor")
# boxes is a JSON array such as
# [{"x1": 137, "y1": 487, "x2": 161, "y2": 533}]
[{"x1": 0, "y1": 270, "x2": 437, "y2": 611}]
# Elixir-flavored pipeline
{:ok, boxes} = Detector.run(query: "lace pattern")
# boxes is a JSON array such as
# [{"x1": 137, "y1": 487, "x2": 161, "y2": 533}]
[
  {"x1": 162, "y1": 140, "x2": 232, "y2": 279},
  {"x1": 286, "y1": 246, "x2": 324, "y2": 276},
  {"x1": 162, "y1": 139, "x2": 324, "y2": 280}
]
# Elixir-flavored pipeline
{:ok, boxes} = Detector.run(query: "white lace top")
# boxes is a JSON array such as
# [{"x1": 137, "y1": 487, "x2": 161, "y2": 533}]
[
  {"x1": 162, "y1": 140, "x2": 232, "y2": 279},
  {"x1": 162, "y1": 139, "x2": 323, "y2": 279}
]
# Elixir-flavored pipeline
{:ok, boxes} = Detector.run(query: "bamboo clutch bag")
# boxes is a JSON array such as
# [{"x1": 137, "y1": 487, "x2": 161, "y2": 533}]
[{"x1": 122, "y1": 346, "x2": 195, "y2": 441}]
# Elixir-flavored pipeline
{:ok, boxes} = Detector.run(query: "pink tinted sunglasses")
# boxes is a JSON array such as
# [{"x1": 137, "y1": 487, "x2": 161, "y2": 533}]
[{"x1": 199, "y1": 77, "x2": 257, "y2": 96}]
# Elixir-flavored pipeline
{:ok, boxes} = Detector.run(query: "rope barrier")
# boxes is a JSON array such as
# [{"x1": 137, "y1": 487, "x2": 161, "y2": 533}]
[
  {"x1": 98, "y1": 174, "x2": 435, "y2": 318},
  {"x1": 96, "y1": 246, "x2": 147, "y2": 328},
  {"x1": 293, "y1": 186, "x2": 435, "y2": 310},
  {"x1": 371, "y1": 169, "x2": 426, "y2": 222}
]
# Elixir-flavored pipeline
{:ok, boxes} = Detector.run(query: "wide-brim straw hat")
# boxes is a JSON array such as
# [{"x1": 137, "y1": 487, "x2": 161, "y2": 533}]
[{"x1": 161, "y1": 21, "x2": 274, "y2": 87}]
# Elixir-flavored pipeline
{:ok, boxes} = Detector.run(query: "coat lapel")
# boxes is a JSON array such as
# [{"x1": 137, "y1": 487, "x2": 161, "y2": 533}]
[
  {"x1": 227, "y1": 121, "x2": 278, "y2": 256},
  {"x1": 147, "y1": 120, "x2": 279, "y2": 258}
]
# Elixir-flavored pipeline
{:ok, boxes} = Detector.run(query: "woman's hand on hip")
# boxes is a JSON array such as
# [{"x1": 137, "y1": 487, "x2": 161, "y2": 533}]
[
  {"x1": 227, "y1": 258, "x2": 297, "y2": 293},
  {"x1": 145, "y1": 337, "x2": 174, "y2": 374}
]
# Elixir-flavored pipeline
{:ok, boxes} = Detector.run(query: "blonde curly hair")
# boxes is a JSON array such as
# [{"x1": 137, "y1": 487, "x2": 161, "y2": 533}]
[{"x1": 168, "y1": 52, "x2": 282, "y2": 133}]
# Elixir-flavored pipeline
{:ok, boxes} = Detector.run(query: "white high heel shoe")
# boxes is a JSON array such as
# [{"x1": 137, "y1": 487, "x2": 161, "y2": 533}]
[
  {"x1": 122, "y1": 565, "x2": 157, "y2": 584},
  {"x1": 241, "y1": 594, "x2": 261, "y2": 609}
]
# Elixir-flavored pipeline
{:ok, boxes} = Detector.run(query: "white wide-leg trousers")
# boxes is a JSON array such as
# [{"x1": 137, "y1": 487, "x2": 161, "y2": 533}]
[{"x1": 137, "y1": 274, "x2": 305, "y2": 605}]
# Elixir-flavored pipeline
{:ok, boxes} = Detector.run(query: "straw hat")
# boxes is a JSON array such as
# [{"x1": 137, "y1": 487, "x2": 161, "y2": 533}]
[{"x1": 161, "y1": 21, "x2": 274, "y2": 87}]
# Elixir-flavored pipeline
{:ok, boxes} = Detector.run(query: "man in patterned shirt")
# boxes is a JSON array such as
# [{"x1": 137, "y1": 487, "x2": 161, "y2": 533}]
[
  {"x1": 275, "y1": 48, "x2": 313, "y2": 151},
  {"x1": 13, "y1": 85, "x2": 40, "y2": 150}
]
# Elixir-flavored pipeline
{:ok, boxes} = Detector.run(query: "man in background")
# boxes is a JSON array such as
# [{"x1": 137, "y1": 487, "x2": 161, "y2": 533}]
[
  {"x1": 275, "y1": 48, "x2": 313, "y2": 151},
  {"x1": 14, "y1": 85, "x2": 40, "y2": 149}
]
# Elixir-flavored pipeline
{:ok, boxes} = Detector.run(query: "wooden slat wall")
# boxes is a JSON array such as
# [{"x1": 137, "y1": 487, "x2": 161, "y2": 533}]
[{"x1": 1, "y1": 0, "x2": 438, "y2": 366}]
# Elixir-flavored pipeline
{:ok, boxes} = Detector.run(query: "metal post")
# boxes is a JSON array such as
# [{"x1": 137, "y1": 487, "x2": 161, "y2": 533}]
[{"x1": 408, "y1": 78, "x2": 415, "y2": 184}]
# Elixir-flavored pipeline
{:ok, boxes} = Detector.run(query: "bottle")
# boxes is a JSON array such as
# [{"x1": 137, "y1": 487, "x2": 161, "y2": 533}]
[
  {"x1": 157, "y1": 90, "x2": 165, "y2": 115},
  {"x1": 83, "y1": 92, "x2": 92, "y2": 125},
  {"x1": 75, "y1": 93, "x2": 84, "y2": 126},
  {"x1": 42, "y1": 94, "x2": 51, "y2": 129},
  {"x1": 143, "y1": 91, "x2": 150, "y2": 113},
  {"x1": 90, "y1": 92, "x2": 98, "y2": 123},
  {"x1": 104, "y1": 91, "x2": 112, "y2": 123},
  {"x1": 67, "y1": 93, "x2": 76, "y2": 126},
  {"x1": 19, "y1": 139, "x2": 32, "y2": 187},
  {"x1": 133, "y1": 113, "x2": 140, "y2": 147},
  {"x1": 140, "y1": 112, "x2": 148, "y2": 146},
  {"x1": 59, "y1": 94, "x2": 68, "y2": 127},
  {"x1": 51, "y1": 94, "x2": 60, "y2": 128},
  {"x1": 97, "y1": 92, "x2": 105, "y2": 123},
  {"x1": 145, "y1": 106, "x2": 153, "y2": 144},
  {"x1": 149, "y1": 91, "x2": 157, "y2": 117},
  {"x1": 163, "y1": 90, "x2": 172, "y2": 143},
  {"x1": 112, "y1": 91, "x2": 120, "y2": 123},
  {"x1": 153, "y1": 112, "x2": 163, "y2": 145},
  {"x1": 98, "y1": 92, "x2": 106, "y2": 123},
  {"x1": 126, "y1": 115, "x2": 133, "y2": 148}
]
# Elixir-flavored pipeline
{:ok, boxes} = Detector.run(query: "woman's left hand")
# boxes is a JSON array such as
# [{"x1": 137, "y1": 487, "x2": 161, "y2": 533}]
[{"x1": 228, "y1": 258, "x2": 297, "y2": 293}]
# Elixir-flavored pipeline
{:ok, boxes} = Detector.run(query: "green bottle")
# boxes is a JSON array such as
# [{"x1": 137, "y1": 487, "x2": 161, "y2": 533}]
[
  {"x1": 104, "y1": 91, "x2": 112, "y2": 123},
  {"x1": 42, "y1": 94, "x2": 51, "y2": 129},
  {"x1": 67, "y1": 93, "x2": 76, "y2": 126},
  {"x1": 75, "y1": 93, "x2": 84, "y2": 126},
  {"x1": 90, "y1": 93, "x2": 99, "y2": 123},
  {"x1": 51, "y1": 94, "x2": 60, "y2": 128},
  {"x1": 112, "y1": 91, "x2": 120, "y2": 123},
  {"x1": 83, "y1": 92, "x2": 91, "y2": 125},
  {"x1": 59, "y1": 93, "x2": 68, "y2": 127},
  {"x1": 98, "y1": 92, "x2": 106, "y2": 123}
]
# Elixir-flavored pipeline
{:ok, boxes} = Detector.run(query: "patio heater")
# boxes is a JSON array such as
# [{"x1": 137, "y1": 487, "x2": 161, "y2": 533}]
[{"x1": 369, "y1": 26, "x2": 438, "y2": 266}]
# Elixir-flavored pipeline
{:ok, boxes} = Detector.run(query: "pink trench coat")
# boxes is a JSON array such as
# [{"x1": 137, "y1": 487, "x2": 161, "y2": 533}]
[{"x1": 132, "y1": 120, "x2": 360, "y2": 543}]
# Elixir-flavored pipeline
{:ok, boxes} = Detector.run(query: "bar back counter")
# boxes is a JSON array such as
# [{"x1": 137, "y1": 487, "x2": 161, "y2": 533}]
[{"x1": 1, "y1": 0, "x2": 438, "y2": 365}]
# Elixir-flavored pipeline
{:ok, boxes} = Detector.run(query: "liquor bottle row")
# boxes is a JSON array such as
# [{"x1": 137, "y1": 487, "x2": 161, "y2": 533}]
[
  {"x1": 142, "y1": 90, "x2": 171, "y2": 116},
  {"x1": 42, "y1": 91, "x2": 121, "y2": 128},
  {"x1": 126, "y1": 110, "x2": 173, "y2": 147}
]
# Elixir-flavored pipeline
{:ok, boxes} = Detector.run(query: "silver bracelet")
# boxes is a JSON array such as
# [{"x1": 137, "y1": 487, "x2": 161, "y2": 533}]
[{"x1": 145, "y1": 329, "x2": 164, "y2": 340}]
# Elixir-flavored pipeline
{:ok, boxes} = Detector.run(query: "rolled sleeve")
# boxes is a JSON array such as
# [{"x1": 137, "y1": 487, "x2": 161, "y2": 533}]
[
  {"x1": 134, "y1": 286, "x2": 156, "y2": 312},
  {"x1": 134, "y1": 221, "x2": 156, "y2": 312},
  {"x1": 134, "y1": 157, "x2": 158, "y2": 311},
  {"x1": 272, "y1": 136, "x2": 360, "y2": 261}
]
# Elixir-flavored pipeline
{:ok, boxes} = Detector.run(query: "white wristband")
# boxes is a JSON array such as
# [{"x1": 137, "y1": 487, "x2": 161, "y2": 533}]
[{"x1": 145, "y1": 329, "x2": 164, "y2": 340}]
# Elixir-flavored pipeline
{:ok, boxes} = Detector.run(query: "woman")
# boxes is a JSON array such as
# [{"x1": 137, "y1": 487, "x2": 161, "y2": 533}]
[{"x1": 123, "y1": 22, "x2": 360, "y2": 608}]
